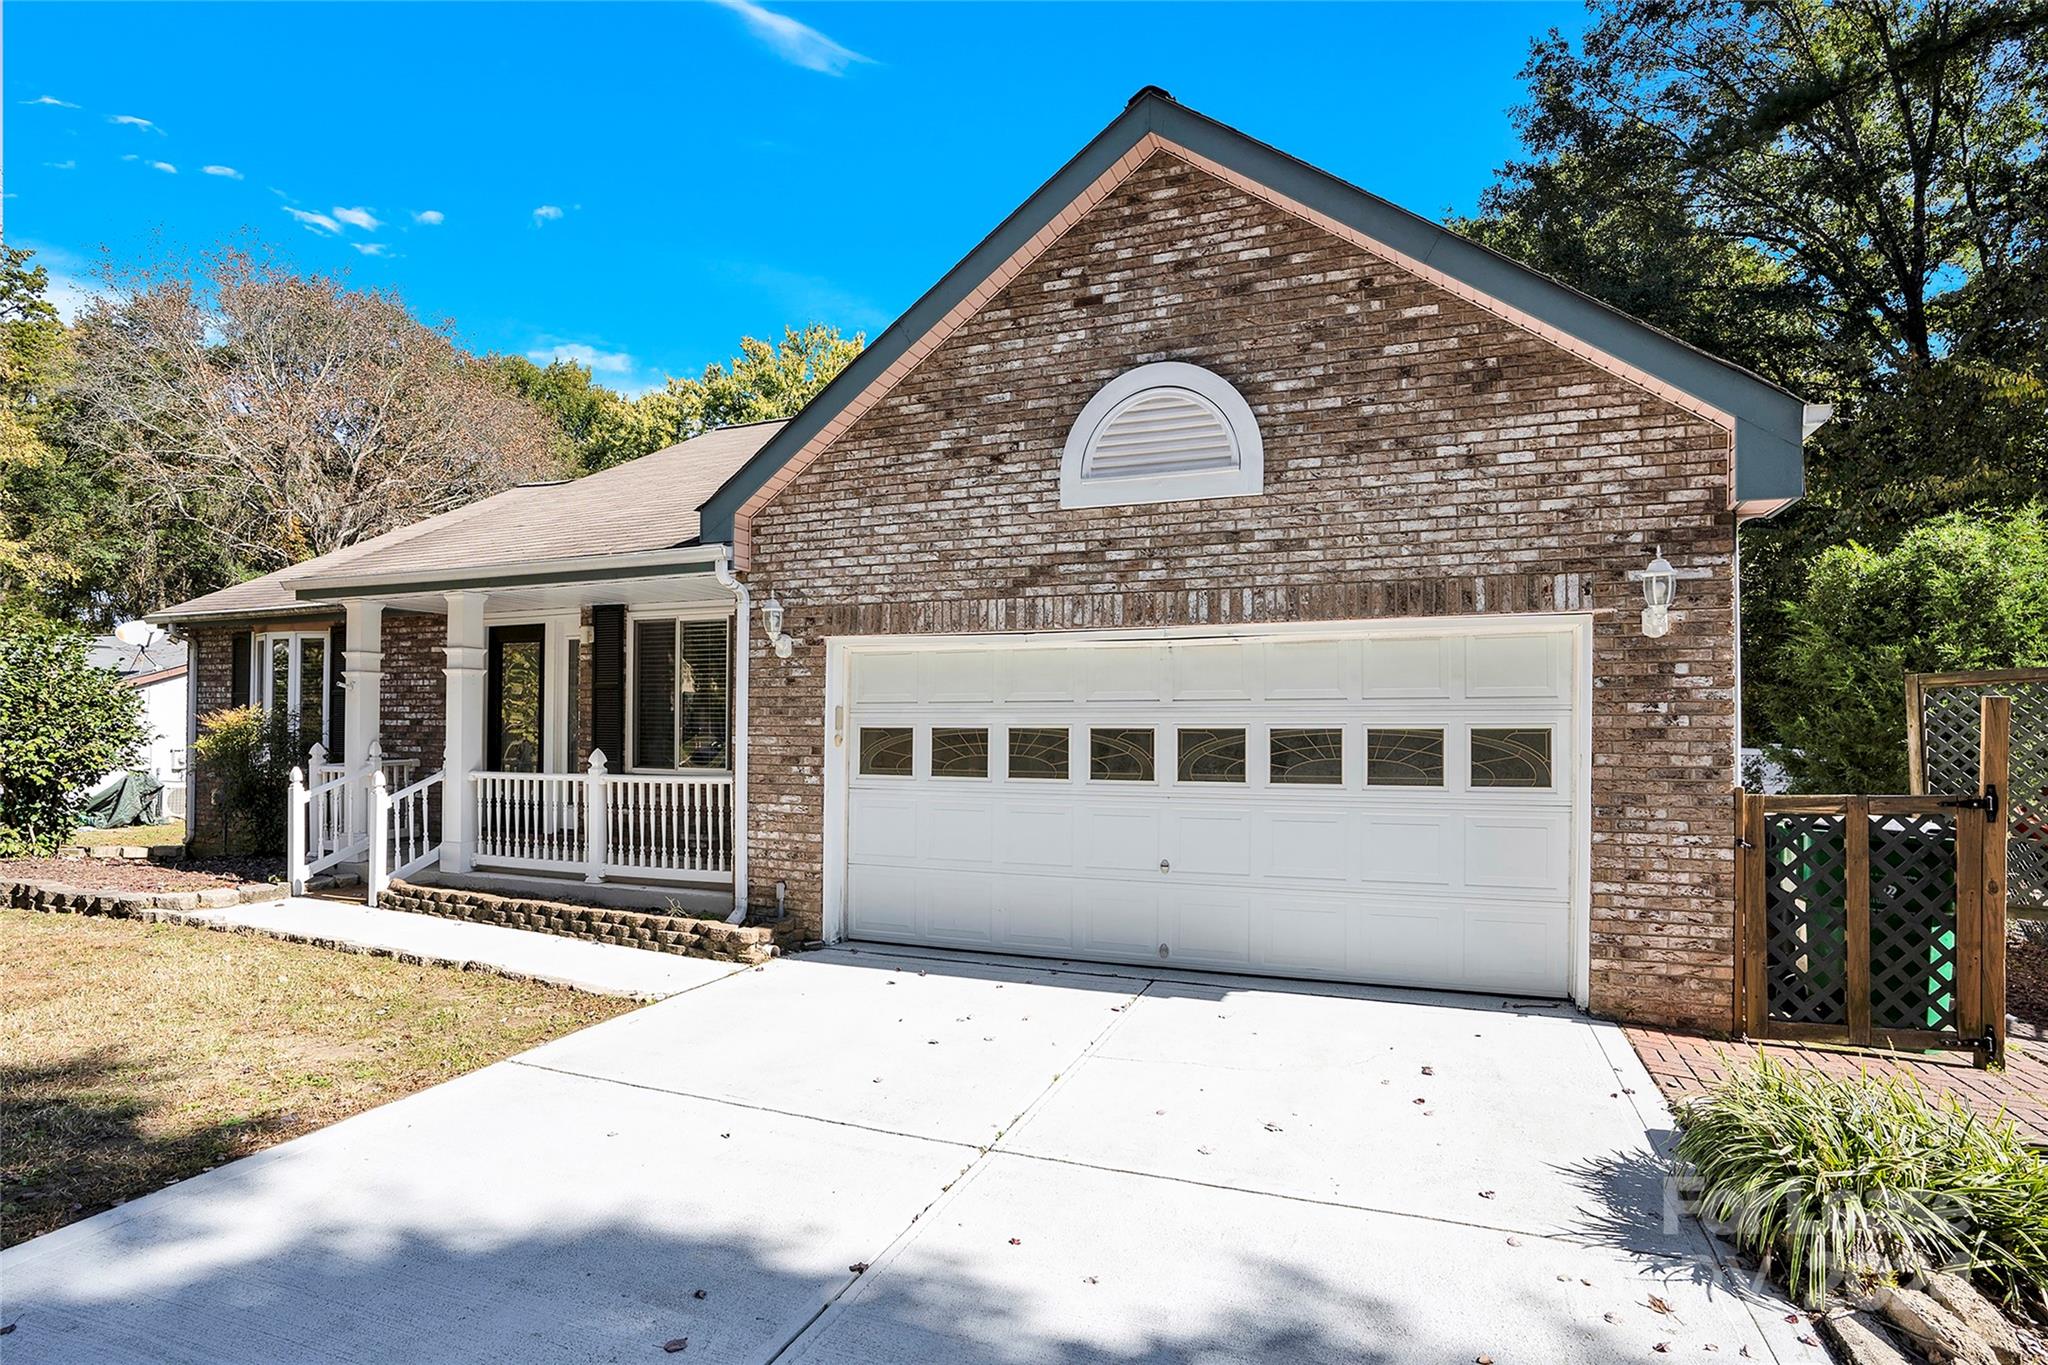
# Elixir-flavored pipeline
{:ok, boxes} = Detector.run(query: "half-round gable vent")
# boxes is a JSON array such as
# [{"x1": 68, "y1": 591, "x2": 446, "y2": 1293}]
[
  {"x1": 1060, "y1": 362, "x2": 1264, "y2": 509},
  {"x1": 1084, "y1": 387, "x2": 1239, "y2": 480}
]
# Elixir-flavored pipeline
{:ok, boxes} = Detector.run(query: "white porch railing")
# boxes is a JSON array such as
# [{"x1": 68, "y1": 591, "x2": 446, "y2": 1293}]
[
  {"x1": 472, "y1": 750, "x2": 735, "y2": 886},
  {"x1": 369, "y1": 767, "x2": 445, "y2": 896},
  {"x1": 288, "y1": 761, "x2": 371, "y2": 894}
]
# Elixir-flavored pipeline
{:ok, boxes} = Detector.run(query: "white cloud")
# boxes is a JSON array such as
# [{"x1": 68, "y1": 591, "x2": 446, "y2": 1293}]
[
  {"x1": 531, "y1": 204, "x2": 564, "y2": 226},
  {"x1": 25, "y1": 95, "x2": 80, "y2": 108},
  {"x1": 333, "y1": 205, "x2": 381, "y2": 231},
  {"x1": 708, "y1": 0, "x2": 872, "y2": 75},
  {"x1": 351, "y1": 242, "x2": 391, "y2": 257},
  {"x1": 148, "y1": 161, "x2": 177, "y2": 175},
  {"x1": 412, "y1": 209, "x2": 444, "y2": 226},
  {"x1": 109, "y1": 113, "x2": 163, "y2": 133},
  {"x1": 284, "y1": 206, "x2": 342, "y2": 235},
  {"x1": 45, "y1": 160, "x2": 77, "y2": 171},
  {"x1": 526, "y1": 338, "x2": 635, "y2": 375},
  {"x1": 203, "y1": 164, "x2": 243, "y2": 179}
]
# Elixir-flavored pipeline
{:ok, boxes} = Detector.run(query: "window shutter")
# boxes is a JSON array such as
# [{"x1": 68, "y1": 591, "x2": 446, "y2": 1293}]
[
  {"x1": 591, "y1": 605, "x2": 626, "y2": 765},
  {"x1": 230, "y1": 632, "x2": 251, "y2": 708},
  {"x1": 328, "y1": 622, "x2": 348, "y2": 756}
]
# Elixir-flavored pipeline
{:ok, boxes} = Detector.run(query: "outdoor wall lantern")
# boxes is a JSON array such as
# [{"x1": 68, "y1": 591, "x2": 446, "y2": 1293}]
[
  {"x1": 760, "y1": 594, "x2": 794, "y2": 659},
  {"x1": 1632, "y1": 547, "x2": 1678, "y2": 639}
]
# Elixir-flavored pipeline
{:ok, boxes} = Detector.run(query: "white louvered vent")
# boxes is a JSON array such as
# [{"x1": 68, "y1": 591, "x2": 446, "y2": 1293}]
[
  {"x1": 1061, "y1": 362, "x2": 1264, "y2": 509},
  {"x1": 1083, "y1": 388, "x2": 1239, "y2": 480}
]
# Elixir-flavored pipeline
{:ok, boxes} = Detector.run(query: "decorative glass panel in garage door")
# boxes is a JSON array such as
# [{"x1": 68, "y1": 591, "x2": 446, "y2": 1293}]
[{"x1": 842, "y1": 626, "x2": 1581, "y2": 998}]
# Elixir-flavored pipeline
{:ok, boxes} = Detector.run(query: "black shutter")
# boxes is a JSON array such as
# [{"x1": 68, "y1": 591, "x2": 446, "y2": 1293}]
[
  {"x1": 591, "y1": 605, "x2": 626, "y2": 765},
  {"x1": 229, "y1": 631, "x2": 252, "y2": 708},
  {"x1": 328, "y1": 622, "x2": 348, "y2": 755}
]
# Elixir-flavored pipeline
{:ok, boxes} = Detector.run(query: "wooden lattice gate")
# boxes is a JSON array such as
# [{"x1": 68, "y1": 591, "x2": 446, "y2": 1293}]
[
  {"x1": 1907, "y1": 667, "x2": 2048, "y2": 916},
  {"x1": 1735, "y1": 696, "x2": 2010, "y2": 1067}
]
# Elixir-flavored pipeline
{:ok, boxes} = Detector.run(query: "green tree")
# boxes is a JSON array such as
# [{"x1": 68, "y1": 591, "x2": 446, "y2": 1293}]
[
  {"x1": 663, "y1": 324, "x2": 862, "y2": 440},
  {"x1": 1761, "y1": 504, "x2": 2048, "y2": 791},
  {"x1": 0, "y1": 606, "x2": 147, "y2": 854},
  {"x1": 492, "y1": 355, "x2": 674, "y2": 475}
]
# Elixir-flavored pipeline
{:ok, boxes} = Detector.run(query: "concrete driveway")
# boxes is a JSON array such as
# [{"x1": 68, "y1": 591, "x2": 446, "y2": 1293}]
[{"x1": 0, "y1": 945, "x2": 1825, "y2": 1364}]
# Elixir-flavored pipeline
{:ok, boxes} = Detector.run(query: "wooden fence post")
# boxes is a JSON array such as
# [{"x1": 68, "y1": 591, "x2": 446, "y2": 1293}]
[
  {"x1": 1981, "y1": 695, "x2": 2010, "y2": 1069},
  {"x1": 1740, "y1": 788, "x2": 1767, "y2": 1038},
  {"x1": 1846, "y1": 795, "x2": 1872, "y2": 1046},
  {"x1": 1904, "y1": 673, "x2": 1927, "y2": 795}
]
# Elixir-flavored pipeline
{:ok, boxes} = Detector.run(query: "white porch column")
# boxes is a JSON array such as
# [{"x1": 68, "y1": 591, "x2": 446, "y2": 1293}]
[
  {"x1": 440, "y1": 591, "x2": 488, "y2": 873},
  {"x1": 342, "y1": 600, "x2": 384, "y2": 837}
]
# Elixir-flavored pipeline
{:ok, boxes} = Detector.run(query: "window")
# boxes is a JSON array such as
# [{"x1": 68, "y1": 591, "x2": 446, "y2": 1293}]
[
  {"x1": 630, "y1": 616, "x2": 731, "y2": 770},
  {"x1": 1367, "y1": 729, "x2": 1444, "y2": 787},
  {"x1": 1089, "y1": 728, "x2": 1155, "y2": 782},
  {"x1": 859, "y1": 727, "x2": 913, "y2": 777},
  {"x1": 1060, "y1": 362, "x2": 1263, "y2": 508},
  {"x1": 1177, "y1": 728, "x2": 1245, "y2": 783},
  {"x1": 932, "y1": 728, "x2": 989, "y2": 778},
  {"x1": 1008, "y1": 728, "x2": 1069, "y2": 780},
  {"x1": 253, "y1": 632, "x2": 329, "y2": 748},
  {"x1": 1271, "y1": 729, "x2": 1342, "y2": 785},
  {"x1": 1471, "y1": 728, "x2": 1552, "y2": 788}
]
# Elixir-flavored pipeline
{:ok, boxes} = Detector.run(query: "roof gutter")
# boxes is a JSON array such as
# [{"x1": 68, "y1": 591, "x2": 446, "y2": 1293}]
[{"x1": 290, "y1": 544, "x2": 730, "y2": 600}]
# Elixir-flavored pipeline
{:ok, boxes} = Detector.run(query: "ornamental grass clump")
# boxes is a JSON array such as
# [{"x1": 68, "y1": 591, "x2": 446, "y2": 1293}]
[{"x1": 1674, "y1": 1055, "x2": 2048, "y2": 1313}]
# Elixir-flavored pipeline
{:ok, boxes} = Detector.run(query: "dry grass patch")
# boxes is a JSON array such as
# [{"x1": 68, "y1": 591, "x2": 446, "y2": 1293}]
[
  {"x1": 0, "y1": 908, "x2": 636, "y2": 1246},
  {"x1": 66, "y1": 820, "x2": 187, "y2": 849}
]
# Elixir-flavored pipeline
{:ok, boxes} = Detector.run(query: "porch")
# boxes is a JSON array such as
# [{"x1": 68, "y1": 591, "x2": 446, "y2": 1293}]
[{"x1": 277, "y1": 547, "x2": 752, "y2": 913}]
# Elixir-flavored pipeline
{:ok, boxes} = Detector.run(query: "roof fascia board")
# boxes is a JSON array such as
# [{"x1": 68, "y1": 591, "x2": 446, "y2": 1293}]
[
  {"x1": 147, "y1": 601, "x2": 344, "y2": 627},
  {"x1": 698, "y1": 91, "x2": 1812, "y2": 556},
  {"x1": 293, "y1": 546, "x2": 726, "y2": 601}
]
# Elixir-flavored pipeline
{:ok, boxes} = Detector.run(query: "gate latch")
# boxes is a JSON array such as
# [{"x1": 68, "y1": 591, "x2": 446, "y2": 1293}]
[{"x1": 1935, "y1": 784, "x2": 1999, "y2": 819}]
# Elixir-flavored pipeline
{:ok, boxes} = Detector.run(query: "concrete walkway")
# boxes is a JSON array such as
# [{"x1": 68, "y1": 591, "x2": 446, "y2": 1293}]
[
  {"x1": 0, "y1": 946, "x2": 1827, "y2": 1364},
  {"x1": 173, "y1": 894, "x2": 745, "y2": 998}
]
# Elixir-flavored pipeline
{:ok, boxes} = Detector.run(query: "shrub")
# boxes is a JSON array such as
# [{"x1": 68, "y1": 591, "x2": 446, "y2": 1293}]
[
  {"x1": 1760, "y1": 503, "x2": 2048, "y2": 792},
  {"x1": 0, "y1": 607, "x2": 146, "y2": 855},
  {"x1": 1675, "y1": 1055, "x2": 2048, "y2": 1311},
  {"x1": 191, "y1": 705, "x2": 316, "y2": 855}
]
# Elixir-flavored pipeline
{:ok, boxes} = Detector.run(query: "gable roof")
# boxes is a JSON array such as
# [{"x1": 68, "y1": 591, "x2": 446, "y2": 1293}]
[
  {"x1": 698, "y1": 88, "x2": 1821, "y2": 562},
  {"x1": 151, "y1": 420, "x2": 784, "y2": 624}
]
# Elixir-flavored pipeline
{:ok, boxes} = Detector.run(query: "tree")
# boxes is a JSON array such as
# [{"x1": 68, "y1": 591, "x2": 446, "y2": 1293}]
[
  {"x1": 0, "y1": 606, "x2": 147, "y2": 855},
  {"x1": 1761, "y1": 503, "x2": 2048, "y2": 791},
  {"x1": 492, "y1": 355, "x2": 673, "y2": 474},
  {"x1": 663, "y1": 324, "x2": 862, "y2": 441},
  {"x1": 60, "y1": 249, "x2": 562, "y2": 576}
]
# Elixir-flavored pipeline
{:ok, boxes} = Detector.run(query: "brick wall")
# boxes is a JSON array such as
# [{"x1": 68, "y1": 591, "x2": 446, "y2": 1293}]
[{"x1": 742, "y1": 152, "x2": 1740, "y2": 1031}]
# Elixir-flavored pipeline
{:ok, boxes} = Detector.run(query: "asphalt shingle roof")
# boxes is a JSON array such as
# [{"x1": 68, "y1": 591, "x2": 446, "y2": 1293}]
[{"x1": 153, "y1": 421, "x2": 783, "y2": 623}]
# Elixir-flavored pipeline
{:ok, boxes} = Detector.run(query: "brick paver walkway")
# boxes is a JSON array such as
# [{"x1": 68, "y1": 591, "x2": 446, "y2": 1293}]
[{"x1": 1625, "y1": 1027, "x2": 2048, "y2": 1144}]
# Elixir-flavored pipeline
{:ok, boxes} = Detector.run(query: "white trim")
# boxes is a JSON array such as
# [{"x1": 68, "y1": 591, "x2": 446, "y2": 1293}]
[
  {"x1": 818, "y1": 611, "x2": 1595, "y2": 1004},
  {"x1": 251, "y1": 630, "x2": 333, "y2": 748},
  {"x1": 293, "y1": 544, "x2": 730, "y2": 596},
  {"x1": 1059, "y1": 362, "x2": 1264, "y2": 509}
]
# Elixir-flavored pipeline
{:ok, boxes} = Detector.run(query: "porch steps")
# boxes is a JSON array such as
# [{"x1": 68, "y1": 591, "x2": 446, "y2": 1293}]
[{"x1": 379, "y1": 881, "x2": 799, "y2": 965}]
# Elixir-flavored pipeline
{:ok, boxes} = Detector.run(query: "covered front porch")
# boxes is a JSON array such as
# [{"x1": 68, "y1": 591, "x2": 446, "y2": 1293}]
[{"x1": 283, "y1": 547, "x2": 752, "y2": 914}]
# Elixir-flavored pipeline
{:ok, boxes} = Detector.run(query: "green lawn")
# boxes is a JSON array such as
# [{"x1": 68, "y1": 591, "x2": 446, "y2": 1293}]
[{"x1": 0, "y1": 908, "x2": 636, "y2": 1246}]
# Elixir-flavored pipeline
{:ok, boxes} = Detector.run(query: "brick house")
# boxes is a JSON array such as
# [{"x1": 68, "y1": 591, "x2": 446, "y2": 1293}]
[{"x1": 153, "y1": 90, "x2": 1822, "y2": 1031}]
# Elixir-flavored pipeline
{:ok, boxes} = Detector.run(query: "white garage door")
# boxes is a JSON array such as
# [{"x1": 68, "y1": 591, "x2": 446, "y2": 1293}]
[{"x1": 840, "y1": 625, "x2": 1582, "y2": 997}]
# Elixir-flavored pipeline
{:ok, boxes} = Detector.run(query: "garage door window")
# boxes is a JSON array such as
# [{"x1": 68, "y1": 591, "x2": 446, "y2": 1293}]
[
  {"x1": 1007, "y1": 728, "x2": 1069, "y2": 780},
  {"x1": 1471, "y1": 728, "x2": 1552, "y2": 788},
  {"x1": 932, "y1": 728, "x2": 989, "y2": 779},
  {"x1": 1177, "y1": 728, "x2": 1245, "y2": 783},
  {"x1": 858, "y1": 727, "x2": 914, "y2": 777},
  {"x1": 1089, "y1": 728, "x2": 1155, "y2": 782},
  {"x1": 1366, "y1": 728, "x2": 1444, "y2": 787},
  {"x1": 1270, "y1": 728, "x2": 1342, "y2": 785}
]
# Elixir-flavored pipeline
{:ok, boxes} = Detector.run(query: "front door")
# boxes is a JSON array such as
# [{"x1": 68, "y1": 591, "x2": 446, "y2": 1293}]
[{"x1": 487, "y1": 625, "x2": 546, "y2": 772}]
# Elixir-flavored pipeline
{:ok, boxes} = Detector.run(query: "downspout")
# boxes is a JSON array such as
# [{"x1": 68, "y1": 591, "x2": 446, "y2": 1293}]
[{"x1": 714, "y1": 548, "x2": 750, "y2": 925}]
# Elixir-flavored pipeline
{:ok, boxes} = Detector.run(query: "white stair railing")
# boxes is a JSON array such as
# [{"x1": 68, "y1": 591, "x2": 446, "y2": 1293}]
[
  {"x1": 372, "y1": 767, "x2": 444, "y2": 898},
  {"x1": 288, "y1": 760, "x2": 373, "y2": 894}
]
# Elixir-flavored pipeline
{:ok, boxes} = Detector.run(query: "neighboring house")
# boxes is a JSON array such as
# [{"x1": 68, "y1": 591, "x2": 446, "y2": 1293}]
[
  {"x1": 151, "y1": 89, "x2": 1824, "y2": 1033},
  {"x1": 88, "y1": 620, "x2": 191, "y2": 822}
]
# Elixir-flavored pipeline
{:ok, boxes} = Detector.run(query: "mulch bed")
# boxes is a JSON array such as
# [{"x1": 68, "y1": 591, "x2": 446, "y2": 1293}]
[{"x1": 0, "y1": 858, "x2": 252, "y2": 892}]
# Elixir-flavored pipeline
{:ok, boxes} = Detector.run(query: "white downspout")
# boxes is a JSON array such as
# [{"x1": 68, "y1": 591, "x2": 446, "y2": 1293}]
[{"x1": 714, "y1": 549, "x2": 750, "y2": 925}]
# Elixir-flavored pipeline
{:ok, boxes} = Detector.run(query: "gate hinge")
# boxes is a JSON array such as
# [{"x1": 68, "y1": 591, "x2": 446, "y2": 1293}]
[{"x1": 1935, "y1": 784, "x2": 1999, "y2": 818}]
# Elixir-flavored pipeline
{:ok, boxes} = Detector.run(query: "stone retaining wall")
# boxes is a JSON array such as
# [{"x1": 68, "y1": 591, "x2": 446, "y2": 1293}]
[
  {"x1": 381, "y1": 882, "x2": 790, "y2": 964},
  {"x1": 8, "y1": 878, "x2": 288, "y2": 918}
]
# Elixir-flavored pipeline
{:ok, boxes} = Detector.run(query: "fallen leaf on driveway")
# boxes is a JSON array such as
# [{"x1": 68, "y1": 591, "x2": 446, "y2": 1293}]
[
  {"x1": 1422, "y1": 1066, "x2": 1435, "y2": 1075},
  {"x1": 693, "y1": 1290, "x2": 707, "y2": 1300},
  {"x1": 1478, "y1": 1190, "x2": 1496, "y2": 1199},
  {"x1": 1603, "y1": 1313, "x2": 1620, "y2": 1324},
  {"x1": 1647, "y1": 1295, "x2": 1674, "y2": 1315},
  {"x1": 1264, "y1": 1122, "x2": 1284, "y2": 1132},
  {"x1": 1652, "y1": 1343, "x2": 1670, "y2": 1354},
  {"x1": 661, "y1": 1339, "x2": 688, "y2": 1353},
  {"x1": 1083, "y1": 1276, "x2": 1098, "y2": 1285},
  {"x1": 1505, "y1": 1237, "x2": 1521, "y2": 1247},
  {"x1": 1413, "y1": 1097, "x2": 1427, "y2": 1105},
  {"x1": 1476, "y1": 1355, "x2": 1494, "y2": 1364},
  {"x1": 849, "y1": 1262, "x2": 869, "y2": 1274},
  {"x1": 1008, "y1": 1238, "x2": 1022, "y2": 1246},
  {"x1": 1797, "y1": 1336, "x2": 1818, "y2": 1347}
]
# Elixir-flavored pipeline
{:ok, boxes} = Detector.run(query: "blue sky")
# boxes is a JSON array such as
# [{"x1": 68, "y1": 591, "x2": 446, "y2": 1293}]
[{"x1": 9, "y1": 1, "x2": 1583, "y2": 395}]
